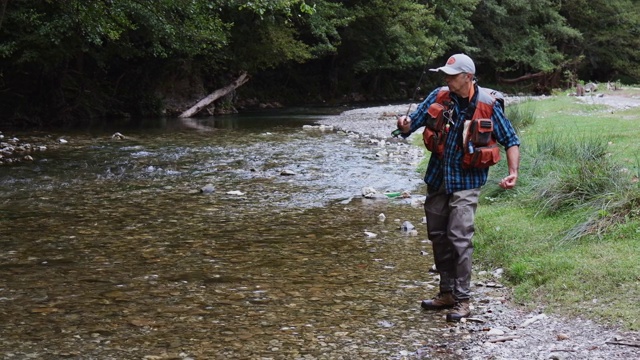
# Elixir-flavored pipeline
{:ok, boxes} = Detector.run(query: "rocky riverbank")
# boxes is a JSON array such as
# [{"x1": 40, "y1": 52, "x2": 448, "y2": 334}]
[{"x1": 315, "y1": 99, "x2": 640, "y2": 360}]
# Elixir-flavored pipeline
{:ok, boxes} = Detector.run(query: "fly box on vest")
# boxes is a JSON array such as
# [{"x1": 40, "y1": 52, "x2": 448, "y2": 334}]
[{"x1": 469, "y1": 119, "x2": 493, "y2": 146}]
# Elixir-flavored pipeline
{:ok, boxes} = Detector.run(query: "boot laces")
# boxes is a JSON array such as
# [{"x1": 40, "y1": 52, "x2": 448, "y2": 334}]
[{"x1": 453, "y1": 301, "x2": 468, "y2": 310}]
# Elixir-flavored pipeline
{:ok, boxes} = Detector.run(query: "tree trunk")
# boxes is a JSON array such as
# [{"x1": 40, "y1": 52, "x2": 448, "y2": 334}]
[
  {"x1": 179, "y1": 72, "x2": 250, "y2": 118},
  {"x1": 0, "y1": 0, "x2": 8, "y2": 31}
]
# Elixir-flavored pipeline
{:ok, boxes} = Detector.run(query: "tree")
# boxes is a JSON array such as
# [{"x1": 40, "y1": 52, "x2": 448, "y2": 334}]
[
  {"x1": 559, "y1": 0, "x2": 640, "y2": 82},
  {"x1": 0, "y1": 0, "x2": 323, "y2": 123},
  {"x1": 464, "y1": 0, "x2": 580, "y2": 90},
  {"x1": 288, "y1": 0, "x2": 480, "y2": 100},
  {"x1": 0, "y1": 0, "x2": 234, "y2": 123}
]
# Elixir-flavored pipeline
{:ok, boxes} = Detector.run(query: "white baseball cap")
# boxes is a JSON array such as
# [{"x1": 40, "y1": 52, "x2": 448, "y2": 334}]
[{"x1": 429, "y1": 54, "x2": 476, "y2": 75}]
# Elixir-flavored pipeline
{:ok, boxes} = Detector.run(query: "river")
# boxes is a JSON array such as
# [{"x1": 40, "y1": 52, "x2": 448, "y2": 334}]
[{"x1": 0, "y1": 112, "x2": 462, "y2": 359}]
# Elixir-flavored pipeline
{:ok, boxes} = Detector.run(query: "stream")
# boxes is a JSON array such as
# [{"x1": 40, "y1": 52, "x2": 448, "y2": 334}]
[{"x1": 0, "y1": 112, "x2": 462, "y2": 359}]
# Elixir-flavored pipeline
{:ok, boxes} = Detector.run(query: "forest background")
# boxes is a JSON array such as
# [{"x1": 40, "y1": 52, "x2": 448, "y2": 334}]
[{"x1": 1, "y1": 0, "x2": 639, "y2": 127}]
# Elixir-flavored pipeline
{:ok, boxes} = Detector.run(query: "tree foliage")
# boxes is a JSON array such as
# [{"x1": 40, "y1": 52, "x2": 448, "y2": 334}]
[
  {"x1": 466, "y1": 0, "x2": 580, "y2": 75},
  {"x1": 0, "y1": 0, "x2": 324, "y2": 122},
  {"x1": 0, "y1": 0, "x2": 639, "y2": 126},
  {"x1": 558, "y1": 0, "x2": 640, "y2": 81}
]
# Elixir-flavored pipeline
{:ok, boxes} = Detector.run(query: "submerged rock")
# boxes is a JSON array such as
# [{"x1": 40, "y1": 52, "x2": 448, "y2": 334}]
[
  {"x1": 401, "y1": 221, "x2": 415, "y2": 231},
  {"x1": 200, "y1": 184, "x2": 216, "y2": 194}
]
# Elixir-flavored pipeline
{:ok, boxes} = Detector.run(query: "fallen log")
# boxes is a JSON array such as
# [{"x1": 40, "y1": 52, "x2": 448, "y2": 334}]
[{"x1": 179, "y1": 71, "x2": 250, "y2": 118}]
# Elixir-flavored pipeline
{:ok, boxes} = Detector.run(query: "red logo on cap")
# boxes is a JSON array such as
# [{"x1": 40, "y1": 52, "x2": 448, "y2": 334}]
[{"x1": 447, "y1": 56, "x2": 456, "y2": 65}]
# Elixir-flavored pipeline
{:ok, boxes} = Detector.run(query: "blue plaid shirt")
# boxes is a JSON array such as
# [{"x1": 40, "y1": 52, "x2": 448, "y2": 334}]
[{"x1": 405, "y1": 85, "x2": 520, "y2": 193}]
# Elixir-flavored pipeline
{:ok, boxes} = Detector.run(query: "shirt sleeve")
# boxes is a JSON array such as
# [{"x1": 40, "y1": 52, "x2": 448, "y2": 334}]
[
  {"x1": 404, "y1": 87, "x2": 441, "y2": 137},
  {"x1": 491, "y1": 102, "x2": 520, "y2": 149}
]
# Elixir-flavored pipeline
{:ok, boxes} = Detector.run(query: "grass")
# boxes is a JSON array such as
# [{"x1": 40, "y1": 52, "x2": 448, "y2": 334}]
[
  {"x1": 475, "y1": 88, "x2": 640, "y2": 330},
  {"x1": 408, "y1": 87, "x2": 640, "y2": 330}
]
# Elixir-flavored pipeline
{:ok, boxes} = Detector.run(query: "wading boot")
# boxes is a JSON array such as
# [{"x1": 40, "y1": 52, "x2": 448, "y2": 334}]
[
  {"x1": 421, "y1": 292, "x2": 455, "y2": 310},
  {"x1": 446, "y1": 300, "x2": 471, "y2": 322}
]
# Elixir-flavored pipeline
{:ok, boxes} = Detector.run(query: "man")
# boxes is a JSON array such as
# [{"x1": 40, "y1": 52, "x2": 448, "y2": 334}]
[{"x1": 396, "y1": 54, "x2": 520, "y2": 321}]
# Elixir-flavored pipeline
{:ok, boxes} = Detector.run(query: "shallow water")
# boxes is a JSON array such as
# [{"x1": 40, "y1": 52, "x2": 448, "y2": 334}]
[{"x1": 0, "y1": 114, "x2": 461, "y2": 359}]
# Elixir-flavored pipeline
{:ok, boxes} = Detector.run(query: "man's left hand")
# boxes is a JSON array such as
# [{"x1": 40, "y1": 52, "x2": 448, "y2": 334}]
[{"x1": 499, "y1": 174, "x2": 517, "y2": 189}]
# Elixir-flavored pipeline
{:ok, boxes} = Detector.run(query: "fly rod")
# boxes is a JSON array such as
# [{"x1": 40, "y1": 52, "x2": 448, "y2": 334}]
[{"x1": 392, "y1": 5, "x2": 455, "y2": 137}]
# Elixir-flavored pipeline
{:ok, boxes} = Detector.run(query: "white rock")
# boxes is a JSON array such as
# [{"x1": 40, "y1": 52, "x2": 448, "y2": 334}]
[
  {"x1": 361, "y1": 186, "x2": 378, "y2": 198},
  {"x1": 200, "y1": 184, "x2": 215, "y2": 194},
  {"x1": 520, "y1": 313, "x2": 547, "y2": 327},
  {"x1": 401, "y1": 221, "x2": 415, "y2": 231}
]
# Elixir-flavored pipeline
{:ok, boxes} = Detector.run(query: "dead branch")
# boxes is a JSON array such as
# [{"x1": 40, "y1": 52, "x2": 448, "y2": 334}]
[
  {"x1": 179, "y1": 71, "x2": 250, "y2": 118},
  {"x1": 488, "y1": 336, "x2": 521, "y2": 343},
  {"x1": 605, "y1": 341, "x2": 640, "y2": 348},
  {"x1": 498, "y1": 71, "x2": 546, "y2": 84}
]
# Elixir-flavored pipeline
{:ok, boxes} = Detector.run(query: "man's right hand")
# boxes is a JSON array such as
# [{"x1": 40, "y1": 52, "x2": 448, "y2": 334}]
[{"x1": 396, "y1": 115, "x2": 411, "y2": 133}]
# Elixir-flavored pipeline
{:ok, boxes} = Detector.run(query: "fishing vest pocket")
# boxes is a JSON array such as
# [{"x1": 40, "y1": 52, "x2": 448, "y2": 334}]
[
  {"x1": 462, "y1": 144, "x2": 501, "y2": 169},
  {"x1": 422, "y1": 103, "x2": 447, "y2": 158},
  {"x1": 423, "y1": 128, "x2": 446, "y2": 158},
  {"x1": 425, "y1": 103, "x2": 445, "y2": 130},
  {"x1": 469, "y1": 118, "x2": 493, "y2": 146}
]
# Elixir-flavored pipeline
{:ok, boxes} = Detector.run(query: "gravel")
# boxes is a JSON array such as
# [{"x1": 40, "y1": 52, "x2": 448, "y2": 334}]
[{"x1": 315, "y1": 95, "x2": 640, "y2": 360}]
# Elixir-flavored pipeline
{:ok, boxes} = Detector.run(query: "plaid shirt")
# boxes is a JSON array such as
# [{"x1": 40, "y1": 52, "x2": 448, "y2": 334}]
[{"x1": 405, "y1": 85, "x2": 520, "y2": 193}]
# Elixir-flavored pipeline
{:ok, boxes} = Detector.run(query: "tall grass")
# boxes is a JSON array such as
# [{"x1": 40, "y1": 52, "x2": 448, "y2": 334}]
[
  {"x1": 506, "y1": 99, "x2": 537, "y2": 133},
  {"x1": 523, "y1": 133, "x2": 638, "y2": 240},
  {"x1": 473, "y1": 93, "x2": 640, "y2": 329}
]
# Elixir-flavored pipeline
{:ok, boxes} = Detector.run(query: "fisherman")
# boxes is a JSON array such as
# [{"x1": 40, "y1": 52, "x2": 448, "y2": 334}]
[{"x1": 395, "y1": 53, "x2": 520, "y2": 321}]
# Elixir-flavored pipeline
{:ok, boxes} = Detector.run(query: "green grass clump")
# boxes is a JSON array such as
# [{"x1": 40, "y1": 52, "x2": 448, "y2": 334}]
[
  {"x1": 506, "y1": 99, "x2": 537, "y2": 132},
  {"x1": 472, "y1": 89, "x2": 640, "y2": 330}
]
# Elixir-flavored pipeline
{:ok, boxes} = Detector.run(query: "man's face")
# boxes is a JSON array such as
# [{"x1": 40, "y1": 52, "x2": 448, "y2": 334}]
[{"x1": 444, "y1": 72, "x2": 473, "y2": 97}]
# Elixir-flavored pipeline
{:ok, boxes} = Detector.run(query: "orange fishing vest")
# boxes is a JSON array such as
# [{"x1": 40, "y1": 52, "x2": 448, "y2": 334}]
[{"x1": 422, "y1": 86, "x2": 502, "y2": 168}]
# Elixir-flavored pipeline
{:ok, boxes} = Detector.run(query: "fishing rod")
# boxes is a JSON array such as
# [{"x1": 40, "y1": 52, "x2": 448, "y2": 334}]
[{"x1": 392, "y1": 4, "x2": 455, "y2": 137}]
